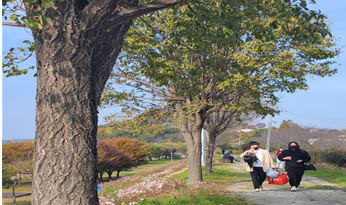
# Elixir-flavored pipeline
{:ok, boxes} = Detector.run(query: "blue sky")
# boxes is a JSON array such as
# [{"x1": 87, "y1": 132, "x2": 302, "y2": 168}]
[{"x1": 1, "y1": 1, "x2": 346, "y2": 140}]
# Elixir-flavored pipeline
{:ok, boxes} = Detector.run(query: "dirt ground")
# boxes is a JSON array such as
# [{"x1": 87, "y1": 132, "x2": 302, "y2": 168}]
[{"x1": 226, "y1": 158, "x2": 346, "y2": 205}]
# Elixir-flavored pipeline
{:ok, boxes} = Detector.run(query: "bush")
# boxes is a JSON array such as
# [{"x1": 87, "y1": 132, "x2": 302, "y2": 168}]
[
  {"x1": 216, "y1": 142, "x2": 233, "y2": 150},
  {"x1": 308, "y1": 147, "x2": 346, "y2": 167}
]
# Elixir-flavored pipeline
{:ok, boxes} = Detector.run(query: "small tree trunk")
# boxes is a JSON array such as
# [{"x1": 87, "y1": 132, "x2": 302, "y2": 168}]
[
  {"x1": 12, "y1": 184, "x2": 16, "y2": 203},
  {"x1": 99, "y1": 172, "x2": 104, "y2": 181},
  {"x1": 107, "y1": 171, "x2": 113, "y2": 180},
  {"x1": 204, "y1": 131, "x2": 217, "y2": 175},
  {"x1": 116, "y1": 171, "x2": 120, "y2": 179}
]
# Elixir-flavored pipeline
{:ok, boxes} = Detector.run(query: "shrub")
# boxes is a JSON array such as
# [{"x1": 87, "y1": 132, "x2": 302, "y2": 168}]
[{"x1": 308, "y1": 147, "x2": 346, "y2": 167}]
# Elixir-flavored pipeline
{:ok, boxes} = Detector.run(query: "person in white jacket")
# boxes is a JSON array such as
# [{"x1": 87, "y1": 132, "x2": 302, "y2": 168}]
[{"x1": 240, "y1": 141, "x2": 276, "y2": 192}]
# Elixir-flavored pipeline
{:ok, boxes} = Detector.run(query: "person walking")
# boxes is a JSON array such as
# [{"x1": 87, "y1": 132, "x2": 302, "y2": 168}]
[
  {"x1": 240, "y1": 141, "x2": 276, "y2": 192},
  {"x1": 221, "y1": 148, "x2": 225, "y2": 155},
  {"x1": 278, "y1": 141, "x2": 311, "y2": 192},
  {"x1": 274, "y1": 147, "x2": 284, "y2": 169}
]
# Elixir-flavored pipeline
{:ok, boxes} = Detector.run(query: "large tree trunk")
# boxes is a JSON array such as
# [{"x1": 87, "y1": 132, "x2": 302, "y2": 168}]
[
  {"x1": 177, "y1": 106, "x2": 205, "y2": 184},
  {"x1": 204, "y1": 131, "x2": 216, "y2": 175},
  {"x1": 29, "y1": 2, "x2": 133, "y2": 205},
  {"x1": 23, "y1": 0, "x2": 184, "y2": 204}
]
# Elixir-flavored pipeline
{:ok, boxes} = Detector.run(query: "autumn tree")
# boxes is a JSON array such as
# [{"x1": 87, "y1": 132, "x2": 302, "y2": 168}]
[
  {"x1": 97, "y1": 141, "x2": 135, "y2": 180},
  {"x1": 104, "y1": 137, "x2": 151, "y2": 165},
  {"x1": 2, "y1": 0, "x2": 339, "y2": 203},
  {"x1": 2, "y1": 140, "x2": 34, "y2": 161},
  {"x1": 279, "y1": 120, "x2": 291, "y2": 130},
  {"x1": 101, "y1": 1, "x2": 339, "y2": 183}
]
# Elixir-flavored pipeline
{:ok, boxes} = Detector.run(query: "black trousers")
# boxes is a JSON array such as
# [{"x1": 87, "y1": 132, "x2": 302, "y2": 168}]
[
  {"x1": 250, "y1": 167, "x2": 266, "y2": 189},
  {"x1": 286, "y1": 167, "x2": 304, "y2": 187},
  {"x1": 229, "y1": 156, "x2": 234, "y2": 163}
]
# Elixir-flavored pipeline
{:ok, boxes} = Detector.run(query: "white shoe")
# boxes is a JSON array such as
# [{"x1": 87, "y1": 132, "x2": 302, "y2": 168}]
[
  {"x1": 291, "y1": 186, "x2": 297, "y2": 191},
  {"x1": 255, "y1": 188, "x2": 260, "y2": 192},
  {"x1": 296, "y1": 187, "x2": 300, "y2": 190},
  {"x1": 259, "y1": 186, "x2": 263, "y2": 191}
]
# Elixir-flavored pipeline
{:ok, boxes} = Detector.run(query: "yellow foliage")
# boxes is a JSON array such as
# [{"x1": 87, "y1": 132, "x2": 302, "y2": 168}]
[{"x1": 2, "y1": 140, "x2": 34, "y2": 160}]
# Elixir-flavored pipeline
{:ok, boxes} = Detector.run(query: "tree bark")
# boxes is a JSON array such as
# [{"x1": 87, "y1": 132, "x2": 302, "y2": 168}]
[
  {"x1": 204, "y1": 131, "x2": 216, "y2": 175},
  {"x1": 22, "y1": 0, "x2": 184, "y2": 204},
  {"x1": 177, "y1": 105, "x2": 205, "y2": 184}
]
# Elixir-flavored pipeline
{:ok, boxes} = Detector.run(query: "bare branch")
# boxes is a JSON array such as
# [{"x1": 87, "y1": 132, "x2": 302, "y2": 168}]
[
  {"x1": 105, "y1": 0, "x2": 185, "y2": 26},
  {"x1": 2, "y1": 22, "x2": 25, "y2": 27}
]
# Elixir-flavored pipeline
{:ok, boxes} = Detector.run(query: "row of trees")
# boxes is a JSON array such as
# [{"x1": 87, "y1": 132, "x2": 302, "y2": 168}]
[
  {"x1": 3, "y1": 0, "x2": 340, "y2": 203},
  {"x1": 100, "y1": 1, "x2": 339, "y2": 184}
]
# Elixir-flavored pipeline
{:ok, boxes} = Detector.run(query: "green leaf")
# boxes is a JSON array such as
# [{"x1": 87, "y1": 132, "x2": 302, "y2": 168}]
[
  {"x1": 9, "y1": 14, "x2": 17, "y2": 20},
  {"x1": 43, "y1": 16, "x2": 51, "y2": 21},
  {"x1": 17, "y1": 47, "x2": 25, "y2": 51},
  {"x1": 32, "y1": 11, "x2": 40, "y2": 16}
]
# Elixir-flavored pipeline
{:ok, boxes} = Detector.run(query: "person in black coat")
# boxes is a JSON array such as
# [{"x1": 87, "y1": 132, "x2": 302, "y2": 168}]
[{"x1": 278, "y1": 141, "x2": 311, "y2": 191}]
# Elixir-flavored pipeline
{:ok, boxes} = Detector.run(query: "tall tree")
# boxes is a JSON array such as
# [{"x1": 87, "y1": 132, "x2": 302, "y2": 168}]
[
  {"x1": 2, "y1": 0, "x2": 339, "y2": 203},
  {"x1": 3, "y1": 0, "x2": 185, "y2": 204},
  {"x1": 101, "y1": 1, "x2": 339, "y2": 183}
]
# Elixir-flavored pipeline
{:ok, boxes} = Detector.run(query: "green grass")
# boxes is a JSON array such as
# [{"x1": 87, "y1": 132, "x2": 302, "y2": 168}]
[
  {"x1": 304, "y1": 164, "x2": 346, "y2": 189},
  {"x1": 117, "y1": 158, "x2": 181, "y2": 176},
  {"x1": 175, "y1": 163, "x2": 250, "y2": 186},
  {"x1": 2, "y1": 195, "x2": 32, "y2": 205},
  {"x1": 135, "y1": 193, "x2": 254, "y2": 205},
  {"x1": 2, "y1": 181, "x2": 32, "y2": 193}
]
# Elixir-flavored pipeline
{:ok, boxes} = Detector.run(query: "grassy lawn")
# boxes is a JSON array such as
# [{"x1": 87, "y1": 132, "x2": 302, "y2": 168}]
[
  {"x1": 304, "y1": 164, "x2": 346, "y2": 189},
  {"x1": 2, "y1": 181, "x2": 32, "y2": 193},
  {"x1": 2, "y1": 195, "x2": 32, "y2": 205},
  {"x1": 135, "y1": 194, "x2": 252, "y2": 205}
]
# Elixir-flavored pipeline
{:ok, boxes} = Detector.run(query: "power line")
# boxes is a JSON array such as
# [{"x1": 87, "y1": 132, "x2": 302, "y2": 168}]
[
  {"x1": 277, "y1": 106, "x2": 346, "y2": 128},
  {"x1": 281, "y1": 106, "x2": 346, "y2": 123},
  {"x1": 282, "y1": 109, "x2": 346, "y2": 126}
]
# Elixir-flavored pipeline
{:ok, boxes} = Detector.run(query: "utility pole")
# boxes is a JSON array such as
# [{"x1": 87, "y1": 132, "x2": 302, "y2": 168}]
[
  {"x1": 238, "y1": 125, "x2": 242, "y2": 145},
  {"x1": 266, "y1": 104, "x2": 273, "y2": 150},
  {"x1": 171, "y1": 151, "x2": 173, "y2": 163},
  {"x1": 201, "y1": 129, "x2": 205, "y2": 166}
]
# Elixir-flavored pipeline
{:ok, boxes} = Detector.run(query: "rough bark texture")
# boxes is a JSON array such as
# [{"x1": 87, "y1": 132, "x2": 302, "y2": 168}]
[
  {"x1": 26, "y1": 0, "x2": 183, "y2": 204},
  {"x1": 177, "y1": 104, "x2": 205, "y2": 184},
  {"x1": 204, "y1": 131, "x2": 216, "y2": 175}
]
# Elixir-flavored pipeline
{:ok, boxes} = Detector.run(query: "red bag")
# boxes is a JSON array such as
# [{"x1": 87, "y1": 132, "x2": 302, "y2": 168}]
[{"x1": 267, "y1": 173, "x2": 289, "y2": 185}]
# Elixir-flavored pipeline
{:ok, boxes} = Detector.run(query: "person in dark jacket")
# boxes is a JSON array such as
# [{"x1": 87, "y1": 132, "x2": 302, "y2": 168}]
[
  {"x1": 222, "y1": 151, "x2": 234, "y2": 163},
  {"x1": 222, "y1": 149, "x2": 225, "y2": 155},
  {"x1": 278, "y1": 141, "x2": 311, "y2": 191}
]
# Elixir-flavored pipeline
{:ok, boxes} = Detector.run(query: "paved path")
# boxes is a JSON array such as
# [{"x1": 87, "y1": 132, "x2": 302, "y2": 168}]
[
  {"x1": 2, "y1": 192, "x2": 32, "y2": 198},
  {"x1": 226, "y1": 157, "x2": 346, "y2": 205}
]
